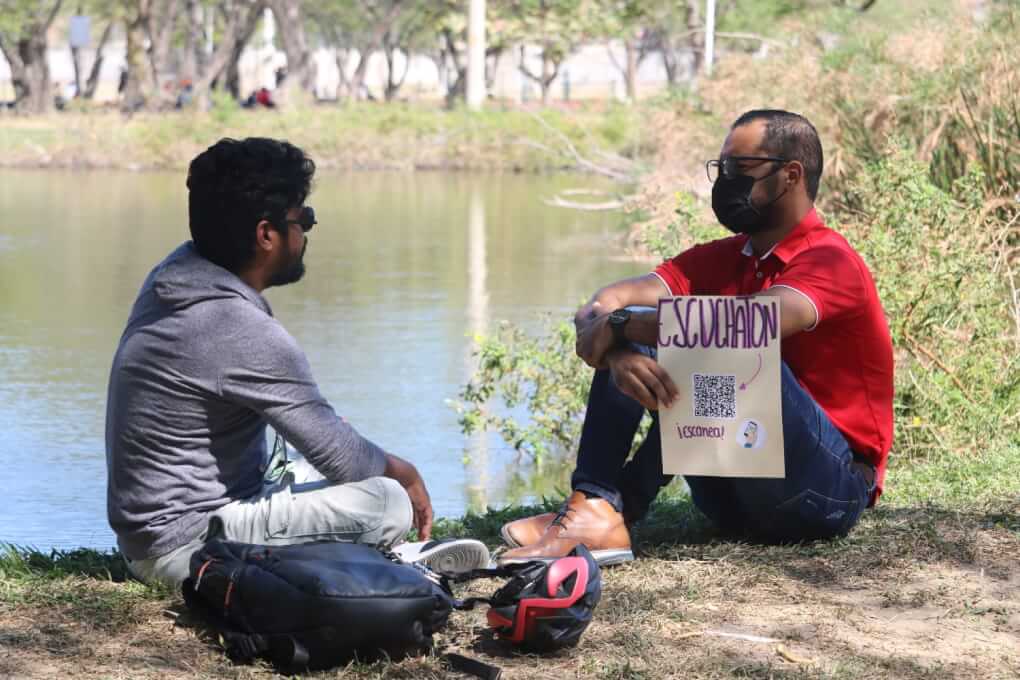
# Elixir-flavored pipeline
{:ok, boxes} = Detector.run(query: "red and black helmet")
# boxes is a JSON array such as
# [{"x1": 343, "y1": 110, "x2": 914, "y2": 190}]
[{"x1": 485, "y1": 544, "x2": 602, "y2": 652}]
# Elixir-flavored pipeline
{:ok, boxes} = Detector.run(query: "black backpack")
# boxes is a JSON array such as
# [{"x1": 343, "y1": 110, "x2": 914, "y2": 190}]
[{"x1": 181, "y1": 539, "x2": 453, "y2": 671}]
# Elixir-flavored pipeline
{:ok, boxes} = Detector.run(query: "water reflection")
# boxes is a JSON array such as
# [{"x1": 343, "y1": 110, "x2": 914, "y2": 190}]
[
  {"x1": 464, "y1": 187, "x2": 490, "y2": 513},
  {"x1": 0, "y1": 170, "x2": 644, "y2": 549}
]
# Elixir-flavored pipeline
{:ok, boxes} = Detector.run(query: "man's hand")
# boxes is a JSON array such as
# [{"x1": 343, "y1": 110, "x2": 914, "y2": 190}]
[
  {"x1": 383, "y1": 454, "x2": 434, "y2": 540},
  {"x1": 574, "y1": 301, "x2": 615, "y2": 368},
  {"x1": 607, "y1": 348, "x2": 680, "y2": 411}
]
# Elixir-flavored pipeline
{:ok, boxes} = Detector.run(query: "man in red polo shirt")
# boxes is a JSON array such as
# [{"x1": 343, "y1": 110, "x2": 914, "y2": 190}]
[{"x1": 500, "y1": 110, "x2": 894, "y2": 565}]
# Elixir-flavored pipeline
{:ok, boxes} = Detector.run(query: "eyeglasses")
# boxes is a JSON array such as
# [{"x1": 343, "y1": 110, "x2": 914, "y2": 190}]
[
  {"x1": 286, "y1": 206, "x2": 316, "y2": 233},
  {"x1": 706, "y1": 156, "x2": 787, "y2": 183}
]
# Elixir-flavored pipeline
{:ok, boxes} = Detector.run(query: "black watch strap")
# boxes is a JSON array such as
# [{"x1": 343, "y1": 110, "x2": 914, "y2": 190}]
[{"x1": 609, "y1": 308, "x2": 631, "y2": 346}]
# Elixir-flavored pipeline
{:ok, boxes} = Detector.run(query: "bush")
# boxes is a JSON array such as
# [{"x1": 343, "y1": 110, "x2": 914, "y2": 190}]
[
  {"x1": 454, "y1": 320, "x2": 589, "y2": 464},
  {"x1": 835, "y1": 147, "x2": 1018, "y2": 461}
]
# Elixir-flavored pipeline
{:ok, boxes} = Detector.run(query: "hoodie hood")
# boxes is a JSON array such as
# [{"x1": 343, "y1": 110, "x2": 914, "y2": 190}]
[{"x1": 150, "y1": 242, "x2": 271, "y2": 315}]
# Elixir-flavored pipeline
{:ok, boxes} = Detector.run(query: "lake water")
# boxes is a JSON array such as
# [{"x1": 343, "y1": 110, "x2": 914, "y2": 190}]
[{"x1": 0, "y1": 170, "x2": 644, "y2": 551}]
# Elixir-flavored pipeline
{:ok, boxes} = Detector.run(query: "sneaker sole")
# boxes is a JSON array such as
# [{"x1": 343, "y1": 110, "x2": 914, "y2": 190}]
[
  {"x1": 413, "y1": 540, "x2": 491, "y2": 576},
  {"x1": 499, "y1": 548, "x2": 634, "y2": 567}
]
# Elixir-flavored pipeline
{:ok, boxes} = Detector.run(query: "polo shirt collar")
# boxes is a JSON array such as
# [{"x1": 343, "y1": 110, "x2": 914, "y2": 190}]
[{"x1": 740, "y1": 208, "x2": 824, "y2": 263}]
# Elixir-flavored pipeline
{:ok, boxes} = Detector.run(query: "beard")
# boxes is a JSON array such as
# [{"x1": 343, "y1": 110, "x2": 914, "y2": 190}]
[{"x1": 267, "y1": 239, "x2": 307, "y2": 288}]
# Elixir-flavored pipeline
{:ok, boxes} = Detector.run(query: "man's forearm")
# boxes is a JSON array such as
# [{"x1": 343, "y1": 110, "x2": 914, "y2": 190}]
[{"x1": 584, "y1": 275, "x2": 668, "y2": 319}]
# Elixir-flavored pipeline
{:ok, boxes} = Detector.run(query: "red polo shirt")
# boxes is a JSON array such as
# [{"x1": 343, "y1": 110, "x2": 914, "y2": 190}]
[{"x1": 653, "y1": 209, "x2": 894, "y2": 503}]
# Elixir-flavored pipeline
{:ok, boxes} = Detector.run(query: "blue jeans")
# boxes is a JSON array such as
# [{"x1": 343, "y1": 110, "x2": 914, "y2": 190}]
[{"x1": 571, "y1": 358, "x2": 874, "y2": 541}]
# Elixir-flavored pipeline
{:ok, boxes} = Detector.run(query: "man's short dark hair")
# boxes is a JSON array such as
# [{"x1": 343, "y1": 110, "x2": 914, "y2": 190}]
[
  {"x1": 732, "y1": 110, "x2": 824, "y2": 201},
  {"x1": 186, "y1": 138, "x2": 315, "y2": 272}
]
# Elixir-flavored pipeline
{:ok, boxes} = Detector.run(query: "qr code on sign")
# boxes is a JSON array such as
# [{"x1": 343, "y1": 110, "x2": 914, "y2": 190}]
[{"x1": 692, "y1": 374, "x2": 737, "y2": 419}]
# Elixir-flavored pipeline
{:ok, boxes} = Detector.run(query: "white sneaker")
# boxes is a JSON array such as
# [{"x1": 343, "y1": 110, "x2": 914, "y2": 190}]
[{"x1": 391, "y1": 538, "x2": 491, "y2": 576}]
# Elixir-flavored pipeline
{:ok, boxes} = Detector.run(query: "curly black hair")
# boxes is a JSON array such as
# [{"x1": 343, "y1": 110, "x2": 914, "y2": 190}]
[
  {"x1": 732, "y1": 110, "x2": 824, "y2": 201},
  {"x1": 186, "y1": 138, "x2": 316, "y2": 272}
]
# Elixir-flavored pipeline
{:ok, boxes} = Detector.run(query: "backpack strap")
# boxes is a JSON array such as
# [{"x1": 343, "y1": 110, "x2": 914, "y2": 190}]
[
  {"x1": 446, "y1": 561, "x2": 549, "y2": 611},
  {"x1": 219, "y1": 631, "x2": 310, "y2": 670},
  {"x1": 447, "y1": 562, "x2": 537, "y2": 583}
]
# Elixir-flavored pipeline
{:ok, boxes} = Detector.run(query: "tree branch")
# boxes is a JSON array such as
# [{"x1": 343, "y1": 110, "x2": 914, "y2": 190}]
[
  {"x1": 524, "y1": 111, "x2": 638, "y2": 183},
  {"x1": 44, "y1": 0, "x2": 65, "y2": 29},
  {"x1": 0, "y1": 32, "x2": 23, "y2": 74},
  {"x1": 194, "y1": 0, "x2": 263, "y2": 92}
]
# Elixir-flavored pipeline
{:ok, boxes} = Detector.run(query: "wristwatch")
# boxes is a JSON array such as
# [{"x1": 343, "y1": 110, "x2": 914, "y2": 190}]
[{"x1": 608, "y1": 308, "x2": 632, "y2": 347}]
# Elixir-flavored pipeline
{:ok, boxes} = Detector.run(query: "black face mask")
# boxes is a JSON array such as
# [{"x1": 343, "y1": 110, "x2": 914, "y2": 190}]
[{"x1": 711, "y1": 171, "x2": 787, "y2": 235}]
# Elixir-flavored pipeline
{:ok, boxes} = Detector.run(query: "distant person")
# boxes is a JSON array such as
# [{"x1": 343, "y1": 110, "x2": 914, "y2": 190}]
[
  {"x1": 499, "y1": 110, "x2": 893, "y2": 565},
  {"x1": 175, "y1": 79, "x2": 193, "y2": 109},
  {"x1": 242, "y1": 87, "x2": 275, "y2": 109},
  {"x1": 106, "y1": 138, "x2": 487, "y2": 586},
  {"x1": 255, "y1": 86, "x2": 275, "y2": 108}
]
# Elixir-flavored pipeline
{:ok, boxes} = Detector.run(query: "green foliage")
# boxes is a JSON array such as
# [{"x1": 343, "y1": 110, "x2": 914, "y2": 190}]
[
  {"x1": 641, "y1": 191, "x2": 727, "y2": 259},
  {"x1": 498, "y1": 0, "x2": 593, "y2": 61},
  {"x1": 0, "y1": 544, "x2": 130, "y2": 582},
  {"x1": 718, "y1": 0, "x2": 805, "y2": 35},
  {"x1": 454, "y1": 319, "x2": 591, "y2": 464},
  {"x1": 208, "y1": 88, "x2": 240, "y2": 125},
  {"x1": 834, "y1": 147, "x2": 1018, "y2": 462}
]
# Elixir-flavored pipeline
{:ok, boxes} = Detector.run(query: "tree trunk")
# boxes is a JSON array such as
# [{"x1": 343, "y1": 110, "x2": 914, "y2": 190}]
[
  {"x1": 518, "y1": 44, "x2": 559, "y2": 107},
  {"x1": 350, "y1": 49, "x2": 373, "y2": 101},
  {"x1": 267, "y1": 0, "x2": 314, "y2": 107},
  {"x1": 0, "y1": 0, "x2": 63, "y2": 114},
  {"x1": 191, "y1": 0, "x2": 263, "y2": 108},
  {"x1": 150, "y1": 0, "x2": 182, "y2": 84},
  {"x1": 70, "y1": 45, "x2": 83, "y2": 97},
  {"x1": 180, "y1": 0, "x2": 206, "y2": 83},
  {"x1": 539, "y1": 48, "x2": 562, "y2": 106},
  {"x1": 222, "y1": 13, "x2": 259, "y2": 100},
  {"x1": 383, "y1": 46, "x2": 400, "y2": 101},
  {"x1": 661, "y1": 48, "x2": 678, "y2": 86},
  {"x1": 382, "y1": 36, "x2": 410, "y2": 102},
  {"x1": 334, "y1": 49, "x2": 352, "y2": 100},
  {"x1": 686, "y1": 0, "x2": 704, "y2": 78},
  {"x1": 83, "y1": 20, "x2": 114, "y2": 99},
  {"x1": 624, "y1": 39, "x2": 638, "y2": 101},
  {"x1": 540, "y1": 51, "x2": 550, "y2": 105},
  {"x1": 122, "y1": 0, "x2": 160, "y2": 111},
  {"x1": 484, "y1": 47, "x2": 502, "y2": 90},
  {"x1": 443, "y1": 30, "x2": 466, "y2": 108},
  {"x1": 20, "y1": 33, "x2": 51, "y2": 113}
]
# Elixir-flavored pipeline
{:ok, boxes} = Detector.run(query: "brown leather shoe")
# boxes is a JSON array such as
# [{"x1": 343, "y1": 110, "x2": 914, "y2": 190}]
[
  {"x1": 498, "y1": 491, "x2": 633, "y2": 566},
  {"x1": 500, "y1": 512, "x2": 557, "y2": 548}
]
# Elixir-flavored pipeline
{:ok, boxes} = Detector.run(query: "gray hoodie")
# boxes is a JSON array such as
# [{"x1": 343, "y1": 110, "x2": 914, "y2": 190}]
[{"x1": 105, "y1": 243, "x2": 387, "y2": 560}]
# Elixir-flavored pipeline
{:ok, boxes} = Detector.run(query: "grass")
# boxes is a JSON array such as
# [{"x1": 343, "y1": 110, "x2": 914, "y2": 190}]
[
  {"x1": 2, "y1": 446, "x2": 1017, "y2": 679},
  {"x1": 0, "y1": 100, "x2": 652, "y2": 174}
]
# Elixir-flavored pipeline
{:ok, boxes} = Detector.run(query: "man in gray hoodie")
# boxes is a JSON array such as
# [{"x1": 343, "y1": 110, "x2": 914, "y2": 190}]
[{"x1": 106, "y1": 138, "x2": 433, "y2": 586}]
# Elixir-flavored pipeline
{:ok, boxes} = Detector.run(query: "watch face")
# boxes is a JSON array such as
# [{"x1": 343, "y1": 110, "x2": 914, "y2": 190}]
[{"x1": 610, "y1": 309, "x2": 630, "y2": 324}]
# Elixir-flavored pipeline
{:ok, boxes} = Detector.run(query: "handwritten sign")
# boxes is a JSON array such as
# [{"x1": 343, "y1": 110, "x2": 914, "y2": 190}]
[{"x1": 656, "y1": 296, "x2": 785, "y2": 478}]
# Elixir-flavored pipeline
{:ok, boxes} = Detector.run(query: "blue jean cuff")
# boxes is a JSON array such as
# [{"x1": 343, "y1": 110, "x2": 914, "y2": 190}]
[{"x1": 572, "y1": 482, "x2": 625, "y2": 513}]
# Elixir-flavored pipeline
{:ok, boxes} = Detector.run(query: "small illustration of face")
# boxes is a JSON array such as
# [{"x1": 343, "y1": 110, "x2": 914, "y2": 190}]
[{"x1": 742, "y1": 421, "x2": 759, "y2": 448}]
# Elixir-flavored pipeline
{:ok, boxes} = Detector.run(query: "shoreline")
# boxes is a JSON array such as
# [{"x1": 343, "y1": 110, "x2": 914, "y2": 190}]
[{"x1": 0, "y1": 103, "x2": 650, "y2": 175}]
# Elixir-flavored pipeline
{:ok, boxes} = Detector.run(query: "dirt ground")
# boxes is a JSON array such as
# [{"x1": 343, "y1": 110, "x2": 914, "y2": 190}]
[{"x1": 2, "y1": 503, "x2": 1017, "y2": 680}]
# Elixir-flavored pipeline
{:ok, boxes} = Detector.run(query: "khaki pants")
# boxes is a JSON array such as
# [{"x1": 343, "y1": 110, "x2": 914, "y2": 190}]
[{"x1": 124, "y1": 458, "x2": 413, "y2": 587}]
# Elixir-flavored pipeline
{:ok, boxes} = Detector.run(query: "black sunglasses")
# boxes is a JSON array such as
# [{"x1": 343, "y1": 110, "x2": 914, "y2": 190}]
[
  {"x1": 706, "y1": 156, "x2": 787, "y2": 182},
  {"x1": 286, "y1": 206, "x2": 317, "y2": 233}
]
